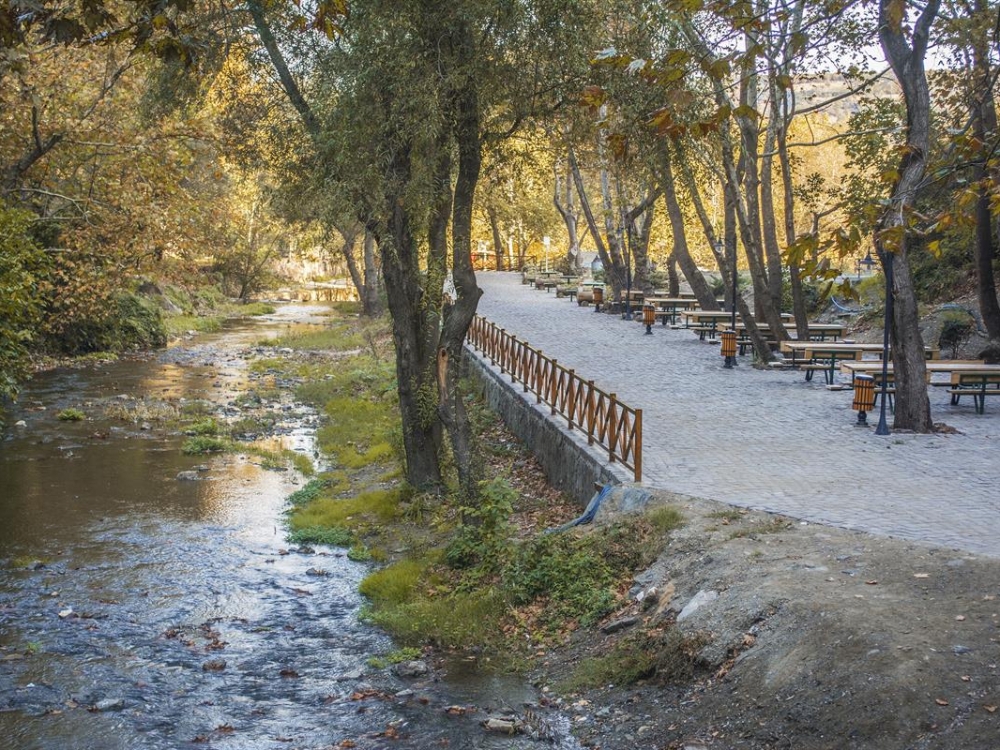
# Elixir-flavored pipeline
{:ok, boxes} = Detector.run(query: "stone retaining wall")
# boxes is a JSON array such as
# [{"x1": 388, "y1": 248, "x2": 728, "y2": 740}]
[{"x1": 462, "y1": 347, "x2": 631, "y2": 506}]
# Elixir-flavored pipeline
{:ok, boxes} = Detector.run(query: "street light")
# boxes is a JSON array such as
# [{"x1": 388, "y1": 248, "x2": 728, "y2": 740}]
[
  {"x1": 856, "y1": 251, "x2": 876, "y2": 280},
  {"x1": 875, "y1": 251, "x2": 893, "y2": 435}
]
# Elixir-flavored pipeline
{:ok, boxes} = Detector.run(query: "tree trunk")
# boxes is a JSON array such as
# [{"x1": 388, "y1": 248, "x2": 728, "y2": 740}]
[
  {"x1": 969, "y1": 0, "x2": 1000, "y2": 340},
  {"x1": 487, "y1": 204, "x2": 505, "y2": 271},
  {"x1": 362, "y1": 229, "x2": 381, "y2": 316},
  {"x1": 380, "y1": 141, "x2": 443, "y2": 489},
  {"x1": 666, "y1": 252, "x2": 680, "y2": 297},
  {"x1": 438, "y1": 17, "x2": 484, "y2": 503},
  {"x1": 569, "y1": 146, "x2": 622, "y2": 297},
  {"x1": 876, "y1": 0, "x2": 938, "y2": 432},
  {"x1": 554, "y1": 161, "x2": 582, "y2": 272},
  {"x1": 681, "y1": 150, "x2": 773, "y2": 359},
  {"x1": 656, "y1": 143, "x2": 719, "y2": 310}
]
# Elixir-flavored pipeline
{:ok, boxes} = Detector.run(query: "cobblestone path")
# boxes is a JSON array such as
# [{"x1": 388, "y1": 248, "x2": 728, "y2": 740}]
[{"x1": 473, "y1": 272, "x2": 1000, "y2": 557}]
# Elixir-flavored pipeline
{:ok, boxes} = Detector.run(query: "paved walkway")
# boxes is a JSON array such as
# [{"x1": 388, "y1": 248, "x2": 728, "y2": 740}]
[{"x1": 473, "y1": 272, "x2": 1000, "y2": 557}]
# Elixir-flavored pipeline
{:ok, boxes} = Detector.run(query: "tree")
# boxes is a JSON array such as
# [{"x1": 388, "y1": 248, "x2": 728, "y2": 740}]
[{"x1": 875, "y1": 0, "x2": 940, "y2": 432}]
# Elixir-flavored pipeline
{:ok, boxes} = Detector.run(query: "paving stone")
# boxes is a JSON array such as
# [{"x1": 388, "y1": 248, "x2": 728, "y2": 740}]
[{"x1": 473, "y1": 272, "x2": 1000, "y2": 558}]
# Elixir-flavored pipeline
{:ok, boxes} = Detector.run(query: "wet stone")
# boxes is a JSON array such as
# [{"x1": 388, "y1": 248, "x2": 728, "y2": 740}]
[{"x1": 393, "y1": 660, "x2": 429, "y2": 678}]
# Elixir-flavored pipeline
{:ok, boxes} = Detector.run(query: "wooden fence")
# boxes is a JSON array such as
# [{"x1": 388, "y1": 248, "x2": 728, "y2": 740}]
[{"x1": 466, "y1": 315, "x2": 642, "y2": 481}]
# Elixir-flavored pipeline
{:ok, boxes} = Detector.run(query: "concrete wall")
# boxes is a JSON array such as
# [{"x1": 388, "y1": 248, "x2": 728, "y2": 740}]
[{"x1": 463, "y1": 347, "x2": 631, "y2": 507}]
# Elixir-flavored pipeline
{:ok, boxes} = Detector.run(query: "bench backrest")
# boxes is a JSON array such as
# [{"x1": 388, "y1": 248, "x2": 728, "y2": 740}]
[{"x1": 956, "y1": 372, "x2": 1000, "y2": 386}]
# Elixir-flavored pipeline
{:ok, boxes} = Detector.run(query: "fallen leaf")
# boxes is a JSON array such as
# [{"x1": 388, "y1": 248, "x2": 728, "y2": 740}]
[
  {"x1": 956, "y1": 615, "x2": 966, "y2": 622},
  {"x1": 913, "y1": 573, "x2": 929, "y2": 579},
  {"x1": 961, "y1": 675, "x2": 972, "y2": 682},
  {"x1": 935, "y1": 698, "x2": 949, "y2": 706},
  {"x1": 338, "y1": 741, "x2": 357, "y2": 748},
  {"x1": 984, "y1": 705, "x2": 997, "y2": 713},
  {"x1": 865, "y1": 580, "x2": 878, "y2": 586},
  {"x1": 279, "y1": 668, "x2": 299, "y2": 678}
]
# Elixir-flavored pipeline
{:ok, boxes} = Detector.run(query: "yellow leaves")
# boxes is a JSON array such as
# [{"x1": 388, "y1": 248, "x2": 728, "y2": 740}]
[
  {"x1": 578, "y1": 85, "x2": 607, "y2": 110},
  {"x1": 885, "y1": 0, "x2": 907, "y2": 30}
]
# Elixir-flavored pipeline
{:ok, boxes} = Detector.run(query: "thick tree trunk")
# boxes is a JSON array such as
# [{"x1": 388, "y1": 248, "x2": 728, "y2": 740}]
[
  {"x1": 380, "y1": 142, "x2": 443, "y2": 489},
  {"x1": 666, "y1": 252, "x2": 680, "y2": 297},
  {"x1": 969, "y1": 0, "x2": 1000, "y2": 340},
  {"x1": 656, "y1": 144, "x2": 718, "y2": 310},
  {"x1": 876, "y1": 0, "x2": 938, "y2": 432},
  {"x1": 438, "y1": 18, "x2": 484, "y2": 502}
]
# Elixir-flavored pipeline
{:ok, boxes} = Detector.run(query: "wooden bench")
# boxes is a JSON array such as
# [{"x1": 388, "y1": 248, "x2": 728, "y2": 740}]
[
  {"x1": 802, "y1": 349, "x2": 863, "y2": 384},
  {"x1": 555, "y1": 286, "x2": 577, "y2": 301},
  {"x1": 948, "y1": 372, "x2": 1000, "y2": 414}
]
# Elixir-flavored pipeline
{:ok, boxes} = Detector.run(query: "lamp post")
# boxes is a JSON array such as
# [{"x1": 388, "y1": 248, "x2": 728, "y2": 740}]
[
  {"x1": 856, "y1": 250, "x2": 875, "y2": 280},
  {"x1": 875, "y1": 251, "x2": 893, "y2": 435}
]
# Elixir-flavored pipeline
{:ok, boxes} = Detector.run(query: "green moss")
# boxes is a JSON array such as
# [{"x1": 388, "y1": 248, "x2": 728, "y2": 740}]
[
  {"x1": 288, "y1": 526, "x2": 353, "y2": 546},
  {"x1": 181, "y1": 436, "x2": 230, "y2": 454},
  {"x1": 366, "y1": 647, "x2": 422, "y2": 669},
  {"x1": 57, "y1": 408, "x2": 86, "y2": 421},
  {"x1": 186, "y1": 418, "x2": 219, "y2": 436}
]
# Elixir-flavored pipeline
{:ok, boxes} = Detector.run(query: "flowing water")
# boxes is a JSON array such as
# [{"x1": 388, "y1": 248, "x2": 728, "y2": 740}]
[{"x1": 0, "y1": 305, "x2": 579, "y2": 749}]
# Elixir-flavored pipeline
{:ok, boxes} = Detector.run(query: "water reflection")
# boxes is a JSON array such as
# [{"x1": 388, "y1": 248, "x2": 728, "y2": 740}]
[{"x1": 0, "y1": 305, "x2": 581, "y2": 750}]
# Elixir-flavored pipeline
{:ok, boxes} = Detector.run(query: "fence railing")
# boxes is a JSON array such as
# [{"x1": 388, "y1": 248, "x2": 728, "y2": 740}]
[{"x1": 466, "y1": 315, "x2": 642, "y2": 482}]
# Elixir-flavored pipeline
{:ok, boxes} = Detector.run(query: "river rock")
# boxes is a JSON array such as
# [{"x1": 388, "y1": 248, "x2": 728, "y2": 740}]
[
  {"x1": 335, "y1": 668, "x2": 363, "y2": 681},
  {"x1": 601, "y1": 616, "x2": 639, "y2": 634},
  {"x1": 202, "y1": 659, "x2": 227, "y2": 671},
  {"x1": 176, "y1": 471, "x2": 200, "y2": 481},
  {"x1": 677, "y1": 589, "x2": 719, "y2": 622},
  {"x1": 93, "y1": 697, "x2": 125, "y2": 711},
  {"x1": 483, "y1": 717, "x2": 517, "y2": 734},
  {"x1": 14, "y1": 420, "x2": 26, "y2": 428},
  {"x1": 393, "y1": 660, "x2": 429, "y2": 678}
]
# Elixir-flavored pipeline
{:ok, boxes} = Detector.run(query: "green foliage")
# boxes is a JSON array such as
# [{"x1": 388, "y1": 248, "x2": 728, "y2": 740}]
[
  {"x1": 288, "y1": 525, "x2": 354, "y2": 546},
  {"x1": 444, "y1": 478, "x2": 515, "y2": 573},
  {"x1": 287, "y1": 488, "x2": 404, "y2": 539},
  {"x1": 181, "y1": 436, "x2": 230, "y2": 454},
  {"x1": 0, "y1": 207, "x2": 50, "y2": 400},
  {"x1": 503, "y1": 532, "x2": 618, "y2": 627},
  {"x1": 366, "y1": 647, "x2": 422, "y2": 669},
  {"x1": 186, "y1": 418, "x2": 219, "y2": 436},
  {"x1": 165, "y1": 314, "x2": 224, "y2": 336},
  {"x1": 56, "y1": 408, "x2": 86, "y2": 421},
  {"x1": 51, "y1": 292, "x2": 167, "y2": 355},
  {"x1": 316, "y1": 396, "x2": 396, "y2": 468},
  {"x1": 286, "y1": 477, "x2": 331, "y2": 508}
]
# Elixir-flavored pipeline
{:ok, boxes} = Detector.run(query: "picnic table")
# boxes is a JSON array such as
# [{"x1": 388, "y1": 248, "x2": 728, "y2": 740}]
[
  {"x1": 681, "y1": 310, "x2": 791, "y2": 340},
  {"x1": 645, "y1": 297, "x2": 719, "y2": 325},
  {"x1": 839, "y1": 360, "x2": 1000, "y2": 413},
  {"x1": 781, "y1": 342, "x2": 941, "y2": 384}
]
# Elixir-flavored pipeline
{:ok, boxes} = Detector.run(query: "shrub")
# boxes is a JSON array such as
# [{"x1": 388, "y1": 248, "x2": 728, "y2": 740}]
[
  {"x1": 0, "y1": 207, "x2": 49, "y2": 400},
  {"x1": 938, "y1": 309, "x2": 976, "y2": 358},
  {"x1": 181, "y1": 436, "x2": 229, "y2": 454}
]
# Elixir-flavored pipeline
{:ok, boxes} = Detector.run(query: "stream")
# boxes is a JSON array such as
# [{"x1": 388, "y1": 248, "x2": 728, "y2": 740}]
[{"x1": 0, "y1": 304, "x2": 580, "y2": 750}]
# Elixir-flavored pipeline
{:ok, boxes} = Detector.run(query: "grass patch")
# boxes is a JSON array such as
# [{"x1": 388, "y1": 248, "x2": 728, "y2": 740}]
[
  {"x1": 236, "y1": 302, "x2": 276, "y2": 316},
  {"x1": 560, "y1": 629, "x2": 709, "y2": 692},
  {"x1": 366, "y1": 647, "x2": 422, "y2": 669},
  {"x1": 186, "y1": 418, "x2": 219, "y2": 436},
  {"x1": 181, "y1": 436, "x2": 230, "y2": 455},
  {"x1": 707, "y1": 508, "x2": 745, "y2": 522},
  {"x1": 288, "y1": 526, "x2": 353, "y2": 546},
  {"x1": 289, "y1": 488, "x2": 404, "y2": 534},
  {"x1": 165, "y1": 314, "x2": 223, "y2": 336},
  {"x1": 105, "y1": 398, "x2": 179, "y2": 423},
  {"x1": 57, "y1": 408, "x2": 86, "y2": 421},
  {"x1": 362, "y1": 587, "x2": 507, "y2": 649},
  {"x1": 727, "y1": 516, "x2": 794, "y2": 540}
]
